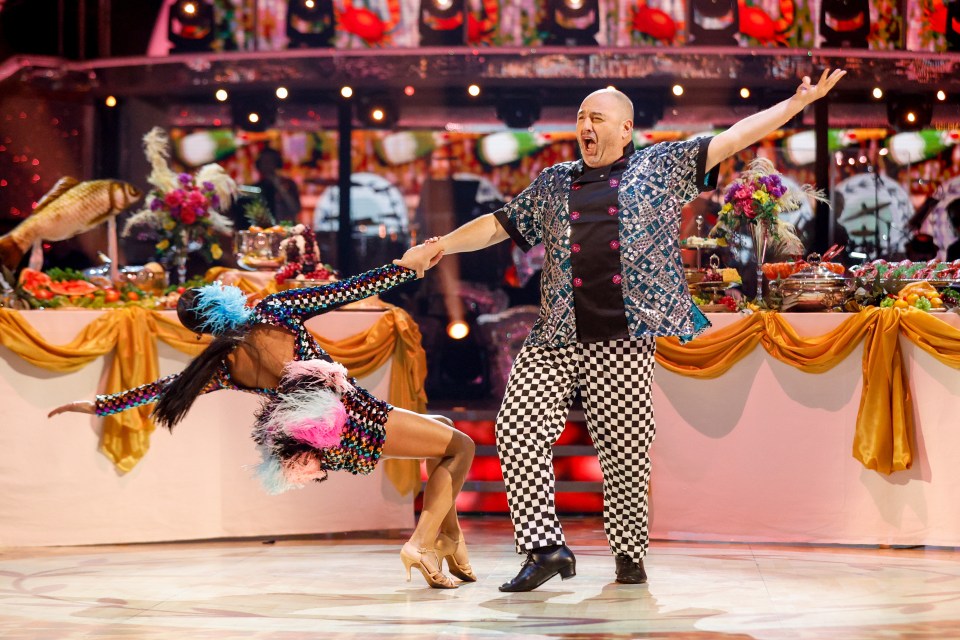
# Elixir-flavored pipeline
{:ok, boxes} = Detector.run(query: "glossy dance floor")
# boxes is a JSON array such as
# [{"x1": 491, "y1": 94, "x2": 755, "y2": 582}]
[{"x1": 3, "y1": 517, "x2": 960, "y2": 640}]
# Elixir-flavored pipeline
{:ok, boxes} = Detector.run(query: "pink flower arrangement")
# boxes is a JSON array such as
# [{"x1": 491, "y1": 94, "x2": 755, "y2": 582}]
[
  {"x1": 123, "y1": 128, "x2": 237, "y2": 263},
  {"x1": 713, "y1": 158, "x2": 825, "y2": 244}
]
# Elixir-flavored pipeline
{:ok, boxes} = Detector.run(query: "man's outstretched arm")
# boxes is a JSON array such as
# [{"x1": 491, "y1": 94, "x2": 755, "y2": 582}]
[
  {"x1": 394, "y1": 213, "x2": 510, "y2": 276},
  {"x1": 706, "y1": 68, "x2": 847, "y2": 172}
]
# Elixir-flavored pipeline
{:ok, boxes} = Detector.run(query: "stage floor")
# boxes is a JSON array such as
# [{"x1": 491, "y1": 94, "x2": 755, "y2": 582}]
[{"x1": 2, "y1": 517, "x2": 960, "y2": 639}]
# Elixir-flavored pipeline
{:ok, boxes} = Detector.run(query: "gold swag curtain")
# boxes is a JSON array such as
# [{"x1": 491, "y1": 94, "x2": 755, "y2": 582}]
[
  {"x1": 0, "y1": 306, "x2": 428, "y2": 493},
  {"x1": 654, "y1": 307, "x2": 960, "y2": 475}
]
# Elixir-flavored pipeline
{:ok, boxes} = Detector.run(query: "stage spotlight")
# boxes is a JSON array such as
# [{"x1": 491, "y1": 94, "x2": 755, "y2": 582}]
[
  {"x1": 447, "y1": 320, "x2": 470, "y2": 340},
  {"x1": 231, "y1": 97, "x2": 276, "y2": 132},
  {"x1": 495, "y1": 93, "x2": 541, "y2": 129},
  {"x1": 739, "y1": 87, "x2": 750, "y2": 99},
  {"x1": 541, "y1": 0, "x2": 600, "y2": 46},
  {"x1": 419, "y1": 0, "x2": 466, "y2": 46},
  {"x1": 168, "y1": 0, "x2": 214, "y2": 53},
  {"x1": 105, "y1": 96, "x2": 117, "y2": 107},
  {"x1": 688, "y1": 0, "x2": 739, "y2": 46},
  {"x1": 286, "y1": 0, "x2": 335, "y2": 47},
  {"x1": 872, "y1": 87, "x2": 883, "y2": 100},
  {"x1": 467, "y1": 84, "x2": 481, "y2": 97},
  {"x1": 936, "y1": 90, "x2": 947, "y2": 101},
  {"x1": 215, "y1": 89, "x2": 228, "y2": 102},
  {"x1": 404, "y1": 85, "x2": 416, "y2": 96},
  {"x1": 887, "y1": 94, "x2": 933, "y2": 132},
  {"x1": 275, "y1": 87, "x2": 289, "y2": 100},
  {"x1": 357, "y1": 94, "x2": 398, "y2": 128},
  {"x1": 672, "y1": 84, "x2": 684, "y2": 96},
  {"x1": 340, "y1": 86, "x2": 354, "y2": 99}
]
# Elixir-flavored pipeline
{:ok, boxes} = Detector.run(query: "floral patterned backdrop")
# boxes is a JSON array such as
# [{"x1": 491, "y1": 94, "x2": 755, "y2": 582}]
[{"x1": 152, "y1": 0, "x2": 957, "y2": 53}]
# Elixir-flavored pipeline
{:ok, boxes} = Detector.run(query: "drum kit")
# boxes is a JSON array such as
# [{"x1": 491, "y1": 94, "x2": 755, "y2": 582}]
[{"x1": 842, "y1": 201, "x2": 894, "y2": 260}]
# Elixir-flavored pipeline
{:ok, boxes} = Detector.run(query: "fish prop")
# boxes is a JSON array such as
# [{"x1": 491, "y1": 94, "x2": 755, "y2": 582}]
[{"x1": 0, "y1": 177, "x2": 143, "y2": 271}]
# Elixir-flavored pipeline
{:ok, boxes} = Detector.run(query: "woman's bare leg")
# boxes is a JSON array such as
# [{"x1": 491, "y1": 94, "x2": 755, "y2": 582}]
[
  {"x1": 381, "y1": 408, "x2": 474, "y2": 584},
  {"x1": 423, "y1": 415, "x2": 467, "y2": 540},
  {"x1": 421, "y1": 414, "x2": 476, "y2": 581}
]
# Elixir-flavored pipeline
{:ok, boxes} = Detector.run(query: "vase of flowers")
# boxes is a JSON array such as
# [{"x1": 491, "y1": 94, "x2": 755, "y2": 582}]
[
  {"x1": 711, "y1": 158, "x2": 824, "y2": 303},
  {"x1": 123, "y1": 128, "x2": 237, "y2": 283}
]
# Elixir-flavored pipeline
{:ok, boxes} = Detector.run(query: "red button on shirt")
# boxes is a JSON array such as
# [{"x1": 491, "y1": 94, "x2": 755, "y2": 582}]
[
  {"x1": 609, "y1": 240, "x2": 620, "y2": 250},
  {"x1": 571, "y1": 243, "x2": 581, "y2": 253},
  {"x1": 572, "y1": 184, "x2": 583, "y2": 191},
  {"x1": 570, "y1": 211, "x2": 581, "y2": 220},
  {"x1": 609, "y1": 178, "x2": 620, "y2": 188},
  {"x1": 612, "y1": 274, "x2": 622, "y2": 285},
  {"x1": 573, "y1": 277, "x2": 583, "y2": 287},
  {"x1": 607, "y1": 206, "x2": 617, "y2": 216}
]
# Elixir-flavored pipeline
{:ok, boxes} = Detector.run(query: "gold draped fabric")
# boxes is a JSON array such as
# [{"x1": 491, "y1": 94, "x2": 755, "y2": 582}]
[
  {"x1": 0, "y1": 306, "x2": 428, "y2": 493},
  {"x1": 655, "y1": 308, "x2": 960, "y2": 474},
  {"x1": 4, "y1": 306, "x2": 959, "y2": 481}
]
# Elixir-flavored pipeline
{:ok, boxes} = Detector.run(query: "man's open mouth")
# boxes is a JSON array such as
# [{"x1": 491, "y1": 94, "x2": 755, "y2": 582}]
[{"x1": 582, "y1": 138, "x2": 596, "y2": 152}]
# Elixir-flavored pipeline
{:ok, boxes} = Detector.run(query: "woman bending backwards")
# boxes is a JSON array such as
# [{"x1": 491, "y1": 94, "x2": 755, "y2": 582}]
[{"x1": 49, "y1": 254, "x2": 475, "y2": 590}]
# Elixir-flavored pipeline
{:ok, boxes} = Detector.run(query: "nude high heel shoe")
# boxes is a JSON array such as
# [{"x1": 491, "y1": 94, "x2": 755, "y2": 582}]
[
  {"x1": 435, "y1": 533, "x2": 477, "y2": 582},
  {"x1": 400, "y1": 543, "x2": 458, "y2": 589}
]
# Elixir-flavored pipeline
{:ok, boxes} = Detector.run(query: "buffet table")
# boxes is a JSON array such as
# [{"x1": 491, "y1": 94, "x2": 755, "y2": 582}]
[
  {"x1": 0, "y1": 307, "x2": 425, "y2": 547},
  {"x1": 651, "y1": 310, "x2": 960, "y2": 547}
]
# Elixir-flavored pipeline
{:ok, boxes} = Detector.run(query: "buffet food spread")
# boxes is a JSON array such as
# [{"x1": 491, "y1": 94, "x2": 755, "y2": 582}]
[{"x1": 682, "y1": 235, "x2": 960, "y2": 314}]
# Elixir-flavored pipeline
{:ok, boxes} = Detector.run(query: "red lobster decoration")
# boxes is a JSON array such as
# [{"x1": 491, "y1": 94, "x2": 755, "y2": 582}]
[
  {"x1": 631, "y1": 0, "x2": 796, "y2": 44},
  {"x1": 337, "y1": 0, "x2": 402, "y2": 46}
]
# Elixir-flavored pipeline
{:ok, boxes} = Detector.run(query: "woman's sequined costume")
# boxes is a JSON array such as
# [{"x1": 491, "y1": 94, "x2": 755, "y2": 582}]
[{"x1": 95, "y1": 264, "x2": 417, "y2": 492}]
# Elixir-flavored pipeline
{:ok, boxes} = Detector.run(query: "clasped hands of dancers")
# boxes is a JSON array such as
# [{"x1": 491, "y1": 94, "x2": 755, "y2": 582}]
[{"x1": 50, "y1": 68, "x2": 846, "y2": 593}]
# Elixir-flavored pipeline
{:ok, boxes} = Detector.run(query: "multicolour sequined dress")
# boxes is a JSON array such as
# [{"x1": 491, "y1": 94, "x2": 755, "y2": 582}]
[{"x1": 95, "y1": 264, "x2": 417, "y2": 493}]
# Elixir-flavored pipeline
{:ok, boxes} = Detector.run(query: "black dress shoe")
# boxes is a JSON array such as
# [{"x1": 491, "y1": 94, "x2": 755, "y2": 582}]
[
  {"x1": 615, "y1": 554, "x2": 647, "y2": 584},
  {"x1": 499, "y1": 545, "x2": 576, "y2": 592}
]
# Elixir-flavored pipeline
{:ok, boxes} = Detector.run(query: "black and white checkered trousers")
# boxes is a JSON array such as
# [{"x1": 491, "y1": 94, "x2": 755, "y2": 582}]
[{"x1": 495, "y1": 336, "x2": 657, "y2": 562}]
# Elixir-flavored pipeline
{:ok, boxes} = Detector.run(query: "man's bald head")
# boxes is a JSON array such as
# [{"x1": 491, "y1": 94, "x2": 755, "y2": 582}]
[
  {"x1": 576, "y1": 88, "x2": 635, "y2": 167},
  {"x1": 581, "y1": 88, "x2": 634, "y2": 123}
]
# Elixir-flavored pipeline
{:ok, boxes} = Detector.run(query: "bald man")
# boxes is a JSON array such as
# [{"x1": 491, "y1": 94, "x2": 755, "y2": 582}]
[{"x1": 398, "y1": 71, "x2": 846, "y2": 592}]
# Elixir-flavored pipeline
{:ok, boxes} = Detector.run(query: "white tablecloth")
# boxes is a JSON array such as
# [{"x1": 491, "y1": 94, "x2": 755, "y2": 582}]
[
  {"x1": 0, "y1": 310, "x2": 414, "y2": 547},
  {"x1": 650, "y1": 312, "x2": 960, "y2": 547}
]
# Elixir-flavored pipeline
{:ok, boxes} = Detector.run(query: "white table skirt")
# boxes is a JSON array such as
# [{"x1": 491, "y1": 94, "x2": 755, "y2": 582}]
[
  {"x1": 0, "y1": 310, "x2": 414, "y2": 547},
  {"x1": 650, "y1": 312, "x2": 960, "y2": 547}
]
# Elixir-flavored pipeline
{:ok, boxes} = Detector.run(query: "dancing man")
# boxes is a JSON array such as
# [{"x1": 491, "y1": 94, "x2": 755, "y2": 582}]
[{"x1": 399, "y1": 69, "x2": 846, "y2": 591}]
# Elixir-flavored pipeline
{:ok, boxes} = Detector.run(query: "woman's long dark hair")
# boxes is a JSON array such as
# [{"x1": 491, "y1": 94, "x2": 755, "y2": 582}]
[
  {"x1": 152, "y1": 329, "x2": 245, "y2": 430},
  {"x1": 152, "y1": 288, "x2": 249, "y2": 430}
]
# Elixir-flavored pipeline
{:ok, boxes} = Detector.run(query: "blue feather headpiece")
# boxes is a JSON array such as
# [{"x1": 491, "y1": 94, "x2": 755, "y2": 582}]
[{"x1": 192, "y1": 283, "x2": 254, "y2": 335}]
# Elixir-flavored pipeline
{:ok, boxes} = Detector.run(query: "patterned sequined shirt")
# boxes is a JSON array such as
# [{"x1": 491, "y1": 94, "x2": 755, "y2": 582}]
[
  {"x1": 95, "y1": 264, "x2": 417, "y2": 416},
  {"x1": 494, "y1": 137, "x2": 718, "y2": 347}
]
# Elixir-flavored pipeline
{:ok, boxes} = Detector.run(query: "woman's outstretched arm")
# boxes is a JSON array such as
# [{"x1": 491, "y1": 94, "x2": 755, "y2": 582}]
[{"x1": 257, "y1": 262, "x2": 426, "y2": 321}]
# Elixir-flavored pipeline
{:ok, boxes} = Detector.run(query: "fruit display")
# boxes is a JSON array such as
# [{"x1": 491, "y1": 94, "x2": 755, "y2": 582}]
[
  {"x1": 878, "y1": 280, "x2": 953, "y2": 311},
  {"x1": 16, "y1": 267, "x2": 196, "y2": 310},
  {"x1": 692, "y1": 293, "x2": 740, "y2": 312},
  {"x1": 275, "y1": 225, "x2": 338, "y2": 286},
  {"x1": 689, "y1": 255, "x2": 742, "y2": 311}
]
